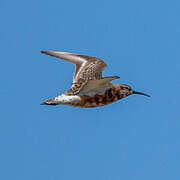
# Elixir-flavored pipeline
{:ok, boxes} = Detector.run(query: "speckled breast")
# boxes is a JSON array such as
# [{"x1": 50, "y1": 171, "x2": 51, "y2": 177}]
[{"x1": 73, "y1": 85, "x2": 131, "y2": 108}]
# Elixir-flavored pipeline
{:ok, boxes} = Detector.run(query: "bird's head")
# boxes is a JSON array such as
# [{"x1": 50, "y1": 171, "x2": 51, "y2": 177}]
[{"x1": 120, "y1": 84, "x2": 150, "y2": 97}]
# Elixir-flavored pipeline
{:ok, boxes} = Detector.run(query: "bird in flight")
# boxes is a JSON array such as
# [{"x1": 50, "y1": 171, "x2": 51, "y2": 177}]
[{"x1": 41, "y1": 51, "x2": 150, "y2": 108}]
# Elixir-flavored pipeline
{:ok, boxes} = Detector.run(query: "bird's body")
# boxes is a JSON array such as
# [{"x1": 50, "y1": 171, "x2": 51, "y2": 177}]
[
  {"x1": 44, "y1": 84, "x2": 132, "y2": 108},
  {"x1": 41, "y1": 51, "x2": 150, "y2": 108}
]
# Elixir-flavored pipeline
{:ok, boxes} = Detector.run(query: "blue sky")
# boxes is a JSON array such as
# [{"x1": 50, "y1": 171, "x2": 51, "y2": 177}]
[{"x1": 1, "y1": 0, "x2": 180, "y2": 179}]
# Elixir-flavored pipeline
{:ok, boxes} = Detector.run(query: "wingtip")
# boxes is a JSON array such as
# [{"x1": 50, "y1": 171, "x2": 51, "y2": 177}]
[
  {"x1": 40, "y1": 50, "x2": 70, "y2": 56},
  {"x1": 115, "y1": 76, "x2": 120, "y2": 79}
]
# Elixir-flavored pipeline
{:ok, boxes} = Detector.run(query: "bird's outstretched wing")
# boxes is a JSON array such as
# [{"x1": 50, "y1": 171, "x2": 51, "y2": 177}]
[
  {"x1": 41, "y1": 51, "x2": 107, "y2": 83},
  {"x1": 41, "y1": 51, "x2": 109, "y2": 95}
]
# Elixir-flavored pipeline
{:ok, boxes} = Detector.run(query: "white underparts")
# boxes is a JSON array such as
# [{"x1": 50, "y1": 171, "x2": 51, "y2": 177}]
[{"x1": 54, "y1": 94, "x2": 81, "y2": 104}]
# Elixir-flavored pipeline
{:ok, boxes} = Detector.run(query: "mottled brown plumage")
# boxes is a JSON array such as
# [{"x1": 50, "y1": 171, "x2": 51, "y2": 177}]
[
  {"x1": 41, "y1": 51, "x2": 150, "y2": 108},
  {"x1": 65, "y1": 84, "x2": 133, "y2": 108}
]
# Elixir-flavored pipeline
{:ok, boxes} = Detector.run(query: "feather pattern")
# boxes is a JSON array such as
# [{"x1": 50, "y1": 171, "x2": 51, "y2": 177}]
[{"x1": 41, "y1": 51, "x2": 108, "y2": 95}]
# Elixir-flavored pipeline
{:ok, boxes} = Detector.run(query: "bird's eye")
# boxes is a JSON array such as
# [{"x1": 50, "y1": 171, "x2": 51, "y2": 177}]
[{"x1": 122, "y1": 84, "x2": 131, "y2": 90}]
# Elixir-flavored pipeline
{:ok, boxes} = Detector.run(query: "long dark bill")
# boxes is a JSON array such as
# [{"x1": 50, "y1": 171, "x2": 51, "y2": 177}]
[{"x1": 133, "y1": 91, "x2": 150, "y2": 97}]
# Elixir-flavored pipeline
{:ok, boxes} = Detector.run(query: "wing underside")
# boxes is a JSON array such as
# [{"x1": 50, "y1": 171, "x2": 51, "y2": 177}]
[
  {"x1": 41, "y1": 51, "x2": 115, "y2": 95},
  {"x1": 41, "y1": 51, "x2": 107, "y2": 83}
]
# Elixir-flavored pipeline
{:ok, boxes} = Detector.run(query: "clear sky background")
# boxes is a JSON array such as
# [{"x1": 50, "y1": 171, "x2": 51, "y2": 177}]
[{"x1": 1, "y1": 0, "x2": 180, "y2": 179}]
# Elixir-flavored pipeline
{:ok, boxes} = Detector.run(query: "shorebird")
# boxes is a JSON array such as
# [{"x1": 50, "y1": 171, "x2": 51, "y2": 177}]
[{"x1": 41, "y1": 51, "x2": 150, "y2": 108}]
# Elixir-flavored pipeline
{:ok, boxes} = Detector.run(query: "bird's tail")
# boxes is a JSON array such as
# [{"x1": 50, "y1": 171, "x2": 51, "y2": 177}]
[{"x1": 40, "y1": 98, "x2": 58, "y2": 106}]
